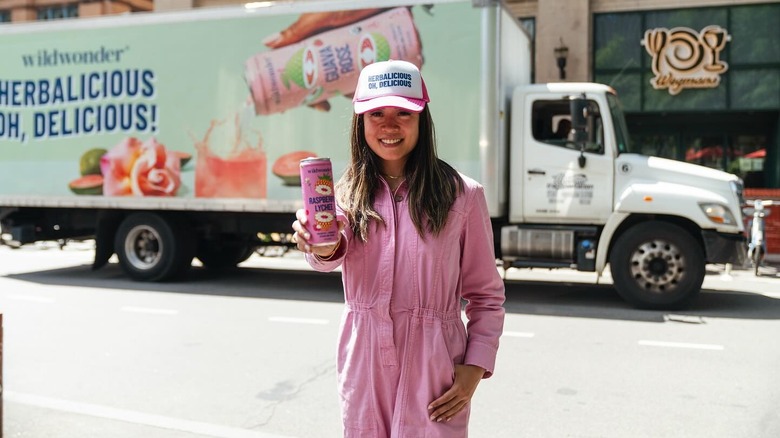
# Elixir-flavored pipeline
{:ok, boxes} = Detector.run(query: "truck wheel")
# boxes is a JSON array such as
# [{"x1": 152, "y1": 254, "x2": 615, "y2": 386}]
[
  {"x1": 609, "y1": 221, "x2": 704, "y2": 310},
  {"x1": 115, "y1": 213, "x2": 194, "y2": 281},
  {"x1": 196, "y1": 242, "x2": 253, "y2": 270}
]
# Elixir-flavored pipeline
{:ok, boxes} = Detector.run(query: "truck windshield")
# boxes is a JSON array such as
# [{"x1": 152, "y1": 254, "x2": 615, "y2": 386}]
[{"x1": 607, "y1": 93, "x2": 632, "y2": 154}]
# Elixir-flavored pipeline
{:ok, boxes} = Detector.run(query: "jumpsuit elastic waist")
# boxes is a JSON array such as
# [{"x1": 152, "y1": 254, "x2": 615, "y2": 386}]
[{"x1": 346, "y1": 302, "x2": 461, "y2": 321}]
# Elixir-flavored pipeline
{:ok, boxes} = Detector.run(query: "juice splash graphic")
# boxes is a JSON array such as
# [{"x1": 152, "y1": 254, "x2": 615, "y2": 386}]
[
  {"x1": 245, "y1": 7, "x2": 423, "y2": 115},
  {"x1": 194, "y1": 111, "x2": 267, "y2": 198}
]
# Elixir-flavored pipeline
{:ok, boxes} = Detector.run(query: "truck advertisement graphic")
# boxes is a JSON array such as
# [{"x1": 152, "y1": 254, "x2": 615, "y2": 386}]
[{"x1": 0, "y1": 4, "x2": 480, "y2": 204}]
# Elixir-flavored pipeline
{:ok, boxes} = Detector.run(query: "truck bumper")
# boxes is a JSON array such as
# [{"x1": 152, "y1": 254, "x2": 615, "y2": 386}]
[{"x1": 701, "y1": 230, "x2": 747, "y2": 266}]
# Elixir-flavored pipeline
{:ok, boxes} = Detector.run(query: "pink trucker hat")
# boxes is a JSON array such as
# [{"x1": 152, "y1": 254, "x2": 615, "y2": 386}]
[{"x1": 353, "y1": 60, "x2": 429, "y2": 114}]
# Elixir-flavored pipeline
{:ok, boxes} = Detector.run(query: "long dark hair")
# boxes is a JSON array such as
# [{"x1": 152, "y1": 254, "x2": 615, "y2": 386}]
[{"x1": 336, "y1": 106, "x2": 464, "y2": 242}]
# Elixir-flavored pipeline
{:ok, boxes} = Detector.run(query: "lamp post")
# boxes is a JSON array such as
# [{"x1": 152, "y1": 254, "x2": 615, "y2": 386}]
[{"x1": 554, "y1": 39, "x2": 569, "y2": 80}]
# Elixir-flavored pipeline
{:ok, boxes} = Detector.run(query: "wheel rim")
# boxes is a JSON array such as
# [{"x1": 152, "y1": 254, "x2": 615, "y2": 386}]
[
  {"x1": 124, "y1": 225, "x2": 163, "y2": 271},
  {"x1": 629, "y1": 239, "x2": 686, "y2": 294}
]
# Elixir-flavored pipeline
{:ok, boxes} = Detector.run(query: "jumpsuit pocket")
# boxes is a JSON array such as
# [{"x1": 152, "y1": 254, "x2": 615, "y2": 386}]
[
  {"x1": 401, "y1": 317, "x2": 470, "y2": 436},
  {"x1": 337, "y1": 310, "x2": 377, "y2": 436},
  {"x1": 431, "y1": 320, "x2": 471, "y2": 434}
]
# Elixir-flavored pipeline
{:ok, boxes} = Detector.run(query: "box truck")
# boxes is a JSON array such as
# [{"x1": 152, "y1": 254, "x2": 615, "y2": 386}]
[{"x1": 0, "y1": 0, "x2": 746, "y2": 309}]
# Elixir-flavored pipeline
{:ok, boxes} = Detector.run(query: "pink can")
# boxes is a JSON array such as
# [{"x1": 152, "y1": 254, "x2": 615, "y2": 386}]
[
  {"x1": 300, "y1": 157, "x2": 339, "y2": 246},
  {"x1": 245, "y1": 7, "x2": 423, "y2": 115}
]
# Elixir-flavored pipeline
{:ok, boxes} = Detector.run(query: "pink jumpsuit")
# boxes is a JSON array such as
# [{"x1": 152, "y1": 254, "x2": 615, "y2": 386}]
[{"x1": 307, "y1": 174, "x2": 506, "y2": 438}]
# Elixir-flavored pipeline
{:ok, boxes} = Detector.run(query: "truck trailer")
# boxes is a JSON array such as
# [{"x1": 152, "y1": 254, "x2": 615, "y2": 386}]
[{"x1": 0, "y1": 0, "x2": 746, "y2": 309}]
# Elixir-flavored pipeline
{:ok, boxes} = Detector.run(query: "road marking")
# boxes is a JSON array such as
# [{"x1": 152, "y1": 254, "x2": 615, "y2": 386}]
[
  {"x1": 638, "y1": 340, "x2": 724, "y2": 351},
  {"x1": 268, "y1": 316, "x2": 329, "y2": 325},
  {"x1": 503, "y1": 331, "x2": 535, "y2": 338},
  {"x1": 7, "y1": 294, "x2": 55, "y2": 304},
  {"x1": 120, "y1": 306, "x2": 179, "y2": 315},
  {"x1": 4, "y1": 391, "x2": 292, "y2": 438}
]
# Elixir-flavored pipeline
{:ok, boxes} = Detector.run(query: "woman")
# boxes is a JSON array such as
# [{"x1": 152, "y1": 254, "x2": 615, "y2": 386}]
[{"x1": 292, "y1": 60, "x2": 505, "y2": 437}]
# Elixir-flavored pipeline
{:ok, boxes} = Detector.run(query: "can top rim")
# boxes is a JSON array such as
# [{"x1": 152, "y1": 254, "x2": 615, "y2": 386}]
[{"x1": 300, "y1": 157, "x2": 331, "y2": 163}]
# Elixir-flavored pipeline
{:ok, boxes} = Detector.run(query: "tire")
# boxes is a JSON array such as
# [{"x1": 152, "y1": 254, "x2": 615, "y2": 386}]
[
  {"x1": 609, "y1": 221, "x2": 705, "y2": 310},
  {"x1": 196, "y1": 242, "x2": 253, "y2": 270},
  {"x1": 114, "y1": 213, "x2": 194, "y2": 281}
]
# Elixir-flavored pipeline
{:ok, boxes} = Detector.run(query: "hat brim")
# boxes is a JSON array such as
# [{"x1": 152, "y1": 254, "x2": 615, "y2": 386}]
[{"x1": 354, "y1": 96, "x2": 427, "y2": 114}]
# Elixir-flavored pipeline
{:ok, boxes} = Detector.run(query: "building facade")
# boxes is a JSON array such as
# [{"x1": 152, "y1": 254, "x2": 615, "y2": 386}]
[
  {"x1": 0, "y1": 0, "x2": 152, "y2": 21},
  {"x1": 504, "y1": 0, "x2": 780, "y2": 191}
]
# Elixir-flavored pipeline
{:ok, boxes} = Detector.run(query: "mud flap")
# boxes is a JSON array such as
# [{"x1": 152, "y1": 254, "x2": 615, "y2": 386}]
[
  {"x1": 93, "y1": 211, "x2": 123, "y2": 270},
  {"x1": 701, "y1": 230, "x2": 747, "y2": 266}
]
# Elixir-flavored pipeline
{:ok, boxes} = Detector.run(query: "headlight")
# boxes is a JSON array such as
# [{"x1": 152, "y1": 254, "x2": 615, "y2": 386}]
[{"x1": 699, "y1": 203, "x2": 737, "y2": 225}]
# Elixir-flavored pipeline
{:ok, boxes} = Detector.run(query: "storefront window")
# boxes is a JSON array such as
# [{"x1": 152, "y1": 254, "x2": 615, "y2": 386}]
[
  {"x1": 519, "y1": 17, "x2": 535, "y2": 39},
  {"x1": 594, "y1": 13, "x2": 642, "y2": 70},
  {"x1": 632, "y1": 133, "x2": 678, "y2": 160},
  {"x1": 595, "y1": 72, "x2": 641, "y2": 112},
  {"x1": 642, "y1": 73, "x2": 728, "y2": 111},
  {"x1": 683, "y1": 134, "x2": 726, "y2": 170},
  {"x1": 519, "y1": 17, "x2": 535, "y2": 82},
  {"x1": 37, "y1": 4, "x2": 78, "y2": 21},
  {"x1": 729, "y1": 135, "x2": 767, "y2": 188},
  {"x1": 731, "y1": 69, "x2": 780, "y2": 109},
  {"x1": 731, "y1": 4, "x2": 780, "y2": 65},
  {"x1": 594, "y1": 4, "x2": 780, "y2": 113},
  {"x1": 644, "y1": 8, "x2": 726, "y2": 31},
  {"x1": 593, "y1": 4, "x2": 779, "y2": 188}
]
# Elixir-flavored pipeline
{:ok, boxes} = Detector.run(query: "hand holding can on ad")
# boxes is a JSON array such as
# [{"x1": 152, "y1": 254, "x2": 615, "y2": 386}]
[
  {"x1": 245, "y1": 7, "x2": 423, "y2": 116},
  {"x1": 262, "y1": 9, "x2": 389, "y2": 49}
]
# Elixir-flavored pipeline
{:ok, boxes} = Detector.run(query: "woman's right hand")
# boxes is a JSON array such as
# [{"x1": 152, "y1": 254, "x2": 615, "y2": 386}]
[{"x1": 292, "y1": 209, "x2": 342, "y2": 258}]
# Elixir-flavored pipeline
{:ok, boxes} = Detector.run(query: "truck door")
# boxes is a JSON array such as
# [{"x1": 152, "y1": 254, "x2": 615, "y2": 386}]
[{"x1": 520, "y1": 96, "x2": 614, "y2": 223}]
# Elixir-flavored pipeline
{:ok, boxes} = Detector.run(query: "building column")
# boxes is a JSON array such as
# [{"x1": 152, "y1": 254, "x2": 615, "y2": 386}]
[
  {"x1": 155, "y1": 0, "x2": 194, "y2": 12},
  {"x1": 10, "y1": 7, "x2": 36, "y2": 22},
  {"x1": 79, "y1": 1, "x2": 132, "y2": 17},
  {"x1": 535, "y1": 0, "x2": 590, "y2": 83}
]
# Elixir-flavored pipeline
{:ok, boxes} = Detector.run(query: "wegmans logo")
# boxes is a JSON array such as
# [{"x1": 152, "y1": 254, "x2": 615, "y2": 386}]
[{"x1": 642, "y1": 26, "x2": 730, "y2": 96}]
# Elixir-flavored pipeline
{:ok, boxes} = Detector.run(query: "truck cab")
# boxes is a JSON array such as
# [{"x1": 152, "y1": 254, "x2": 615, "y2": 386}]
[{"x1": 498, "y1": 83, "x2": 746, "y2": 309}]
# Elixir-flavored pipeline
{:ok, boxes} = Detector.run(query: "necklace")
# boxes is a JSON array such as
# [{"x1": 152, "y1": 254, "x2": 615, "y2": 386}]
[{"x1": 382, "y1": 173, "x2": 404, "y2": 180}]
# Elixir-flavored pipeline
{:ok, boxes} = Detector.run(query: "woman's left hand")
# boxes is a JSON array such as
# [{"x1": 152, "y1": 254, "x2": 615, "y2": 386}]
[{"x1": 427, "y1": 364, "x2": 485, "y2": 422}]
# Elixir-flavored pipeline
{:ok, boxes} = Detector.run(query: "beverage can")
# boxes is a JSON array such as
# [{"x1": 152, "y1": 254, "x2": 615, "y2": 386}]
[
  {"x1": 245, "y1": 7, "x2": 423, "y2": 115},
  {"x1": 300, "y1": 157, "x2": 339, "y2": 246}
]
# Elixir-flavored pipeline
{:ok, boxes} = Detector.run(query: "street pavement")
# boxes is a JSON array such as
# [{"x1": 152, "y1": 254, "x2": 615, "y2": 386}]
[{"x1": 0, "y1": 241, "x2": 778, "y2": 438}]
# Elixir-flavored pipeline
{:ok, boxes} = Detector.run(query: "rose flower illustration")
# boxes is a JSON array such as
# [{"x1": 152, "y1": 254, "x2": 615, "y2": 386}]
[{"x1": 100, "y1": 137, "x2": 181, "y2": 196}]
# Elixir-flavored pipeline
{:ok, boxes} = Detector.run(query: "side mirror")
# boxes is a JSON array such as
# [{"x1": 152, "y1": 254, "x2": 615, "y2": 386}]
[
  {"x1": 569, "y1": 94, "x2": 589, "y2": 144},
  {"x1": 570, "y1": 95, "x2": 589, "y2": 168}
]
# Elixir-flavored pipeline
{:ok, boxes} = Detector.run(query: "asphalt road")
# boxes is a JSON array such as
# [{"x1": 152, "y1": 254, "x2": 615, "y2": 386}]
[{"x1": 1, "y1": 242, "x2": 779, "y2": 438}]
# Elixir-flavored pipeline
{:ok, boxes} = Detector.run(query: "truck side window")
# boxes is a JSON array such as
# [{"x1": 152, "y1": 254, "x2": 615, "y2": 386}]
[{"x1": 532, "y1": 99, "x2": 604, "y2": 154}]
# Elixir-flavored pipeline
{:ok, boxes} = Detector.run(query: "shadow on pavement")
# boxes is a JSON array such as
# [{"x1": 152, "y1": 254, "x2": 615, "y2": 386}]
[
  {"x1": 6, "y1": 261, "x2": 346, "y2": 304},
  {"x1": 6, "y1": 260, "x2": 780, "y2": 323},
  {"x1": 502, "y1": 278, "x2": 780, "y2": 322}
]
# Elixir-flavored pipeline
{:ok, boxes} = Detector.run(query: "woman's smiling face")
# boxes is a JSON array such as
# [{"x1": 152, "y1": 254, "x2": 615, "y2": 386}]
[{"x1": 363, "y1": 106, "x2": 420, "y2": 174}]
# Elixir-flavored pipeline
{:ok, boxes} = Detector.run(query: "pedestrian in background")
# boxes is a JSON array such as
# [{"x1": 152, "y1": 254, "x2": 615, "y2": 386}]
[{"x1": 292, "y1": 60, "x2": 505, "y2": 437}]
